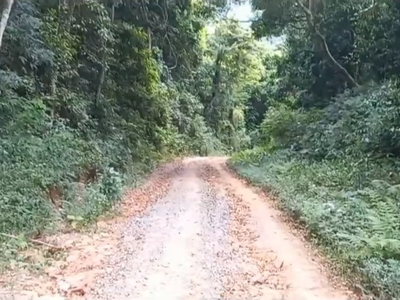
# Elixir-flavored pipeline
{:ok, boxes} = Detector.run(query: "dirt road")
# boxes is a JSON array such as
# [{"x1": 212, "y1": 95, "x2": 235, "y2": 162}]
[
  {"x1": 89, "y1": 157, "x2": 352, "y2": 300},
  {"x1": 3, "y1": 157, "x2": 354, "y2": 300}
]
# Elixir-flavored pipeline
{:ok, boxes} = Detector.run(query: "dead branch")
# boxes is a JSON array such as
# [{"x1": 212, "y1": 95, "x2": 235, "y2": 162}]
[{"x1": 0, "y1": 233, "x2": 63, "y2": 250}]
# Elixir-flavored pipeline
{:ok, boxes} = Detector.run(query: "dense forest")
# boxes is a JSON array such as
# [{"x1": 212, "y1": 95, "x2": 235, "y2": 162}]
[
  {"x1": 1, "y1": 0, "x2": 400, "y2": 298},
  {"x1": 0, "y1": 0, "x2": 263, "y2": 237}
]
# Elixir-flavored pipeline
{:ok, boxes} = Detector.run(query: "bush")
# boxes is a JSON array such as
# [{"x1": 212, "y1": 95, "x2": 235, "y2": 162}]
[
  {"x1": 260, "y1": 103, "x2": 323, "y2": 151},
  {"x1": 258, "y1": 83, "x2": 400, "y2": 160},
  {"x1": 0, "y1": 97, "x2": 142, "y2": 239}
]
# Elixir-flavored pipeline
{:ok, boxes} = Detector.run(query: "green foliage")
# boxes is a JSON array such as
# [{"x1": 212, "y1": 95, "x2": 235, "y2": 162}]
[
  {"x1": 255, "y1": 83, "x2": 400, "y2": 160},
  {"x1": 232, "y1": 77, "x2": 400, "y2": 298},
  {"x1": 232, "y1": 79, "x2": 400, "y2": 299},
  {"x1": 199, "y1": 19, "x2": 268, "y2": 152},
  {"x1": 259, "y1": 102, "x2": 323, "y2": 150},
  {"x1": 229, "y1": 0, "x2": 400, "y2": 298}
]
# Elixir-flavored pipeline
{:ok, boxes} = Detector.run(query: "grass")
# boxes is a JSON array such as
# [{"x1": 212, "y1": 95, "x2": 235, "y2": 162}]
[{"x1": 229, "y1": 149, "x2": 400, "y2": 299}]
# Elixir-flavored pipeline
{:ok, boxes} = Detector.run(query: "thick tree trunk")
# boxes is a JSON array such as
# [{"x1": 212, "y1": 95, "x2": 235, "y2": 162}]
[
  {"x1": 211, "y1": 51, "x2": 223, "y2": 100},
  {"x1": 0, "y1": 0, "x2": 14, "y2": 49},
  {"x1": 206, "y1": 51, "x2": 223, "y2": 119}
]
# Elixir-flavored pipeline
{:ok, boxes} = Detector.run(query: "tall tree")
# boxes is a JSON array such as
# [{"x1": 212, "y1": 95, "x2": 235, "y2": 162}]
[
  {"x1": 0, "y1": 0, "x2": 14, "y2": 49},
  {"x1": 252, "y1": 0, "x2": 367, "y2": 88}
]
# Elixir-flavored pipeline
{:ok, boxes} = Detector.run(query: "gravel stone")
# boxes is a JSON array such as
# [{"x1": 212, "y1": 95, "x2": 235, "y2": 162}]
[{"x1": 91, "y1": 161, "x2": 238, "y2": 300}]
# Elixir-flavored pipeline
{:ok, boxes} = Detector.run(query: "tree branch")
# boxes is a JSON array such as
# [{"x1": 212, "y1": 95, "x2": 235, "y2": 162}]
[
  {"x1": 0, "y1": 233, "x2": 63, "y2": 250},
  {"x1": 356, "y1": 0, "x2": 377, "y2": 16},
  {"x1": 295, "y1": 0, "x2": 360, "y2": 88}
]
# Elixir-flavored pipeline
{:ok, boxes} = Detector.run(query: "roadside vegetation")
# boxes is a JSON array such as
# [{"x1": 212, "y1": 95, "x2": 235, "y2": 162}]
[
  {"x1": 0, "y1": 0, "x2": 266, "y2": 269},
  {"x1": 230, "y1": 0, "x2": 400, "y2": 298}
]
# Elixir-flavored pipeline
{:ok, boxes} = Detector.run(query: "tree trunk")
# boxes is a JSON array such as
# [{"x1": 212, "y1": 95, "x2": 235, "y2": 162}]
[
  {"x1": 95, "y1": 65, "x2": 105, "y2": 105},
  {"x1": 148, "y1": 27, "x2": 152, "y2": 49},
  {"x1": 0, "y1": 0, "x2": 14, "y2": 49},
  {"x1": 95, "y1": 4, "x2": 114, "y2": 105},
  {"x1": 211, "y1": 51, "x2": 223, "y2": 100},
  {"x1": 206, "y1": 51, "x2": 223, "y2": 120}
]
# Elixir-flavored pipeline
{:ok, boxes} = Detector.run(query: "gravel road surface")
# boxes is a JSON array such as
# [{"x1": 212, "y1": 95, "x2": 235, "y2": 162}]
[
  {"x1": 92, "y1": 158, "x2": 236, "y2": 299},
  {"x1": 87, "y1": 157, "x2": 353, "y2": 300},
  {"x1": 0, "y1": 157, "x2": 357, "y2": 300}
]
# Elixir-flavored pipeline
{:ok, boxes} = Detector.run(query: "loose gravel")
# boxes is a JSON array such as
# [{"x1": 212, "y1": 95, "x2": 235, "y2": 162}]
[
  {"x1": 87, "y1": 157, "x2": 354, "y2": 300},
  {"x1": 0, "y1": 157, "x2": 355, "y2": 300},
  {"x1": 91, "y1": 160, "x2": 240, "y2": 300}
]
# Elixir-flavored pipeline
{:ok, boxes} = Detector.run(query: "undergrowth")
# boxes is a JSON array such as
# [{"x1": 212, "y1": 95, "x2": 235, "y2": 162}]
[{"x1": 0, "y1": 127, "x2": 153, "y2": 271}]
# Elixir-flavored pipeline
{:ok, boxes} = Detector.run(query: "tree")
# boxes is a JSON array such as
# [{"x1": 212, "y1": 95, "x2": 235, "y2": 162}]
[
  {"x1": 252, "y1": 0, "x2": 362, "y2": 88},
  {"x1": 0, "y1": 0, "x2": 14, "y2": 49},
  {"x1": 197, "y1": 19, "x2": 266, "y2": 150},
  {"x1": 0, "y1": 0, "x2": 244, "y2": 237}
]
